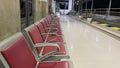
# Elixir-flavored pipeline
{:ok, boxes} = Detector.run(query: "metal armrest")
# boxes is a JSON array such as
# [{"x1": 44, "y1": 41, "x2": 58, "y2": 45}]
[
  {"x1": 36, "y1": 60, "x2": 73, "y2": 68},
  {"x1": 34, "y1": 43, "x2": 60, "y2": 58},
  {"x1": 46, "y1": 37, "x2": 57, "y2": 43},
  {"x1": 51, "y1": 42, "x2": 66, "y2": 44},
  {"x1": 49, "y1": 24, "x2": 59, "y2": 27},
  {"x1": 49, "y1": 24, "x2": 58, "y2": 27},
  {"x1": 47, "y1": 32, "x2": 63, "y2": 36},
  {"x1": 45, "y1": 28, "x2": 58, "y2": 30},
  {"x1": 41, "y1": 33, "x2": 58, "y2": 36},
  {"x1": 46, "y1": 36, "x2": 65, "y2": 44},
  {"x1": 49, "y1": 29, "x2": 58, "y2": 32},
  {"x1": 34, "y1": 43, "x2": 60, "y2": 49}
]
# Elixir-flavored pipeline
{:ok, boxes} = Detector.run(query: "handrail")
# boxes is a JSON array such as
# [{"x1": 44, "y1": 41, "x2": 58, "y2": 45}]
[
  {"x1": 82, "y1": 8, "x2": 120, "y2": 11},
  {"x1": 81, "y1": 8, "x2": 120, "y2": 17}
]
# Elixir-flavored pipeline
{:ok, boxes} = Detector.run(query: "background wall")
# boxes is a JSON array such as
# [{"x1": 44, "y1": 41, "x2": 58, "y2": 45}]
[
  {"x1": 0, "y1": 0, "x2": 21, "y2": 41},
  {"x1": 42, "y1": 1, "x2": 48, "y2": 17},
  {"x1": 0, "y1": 0, "x2": 49, "y2": 41},
  {"x1": 34, "y1": 0, "x2": 48, "y2": 21},
  {"x1": 34, "y1": 0, "x2": 43, "y2": 21}
]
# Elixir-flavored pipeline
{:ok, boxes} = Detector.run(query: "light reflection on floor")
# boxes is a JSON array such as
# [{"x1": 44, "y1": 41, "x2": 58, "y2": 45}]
[{"x1": 60, "y1": 15, "x2": 120, "y2": 68}]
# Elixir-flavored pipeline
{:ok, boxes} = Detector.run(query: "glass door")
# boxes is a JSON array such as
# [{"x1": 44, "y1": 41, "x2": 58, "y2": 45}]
[{"x1": 20, "y1": 0, "x2": 33, "y2": 30}]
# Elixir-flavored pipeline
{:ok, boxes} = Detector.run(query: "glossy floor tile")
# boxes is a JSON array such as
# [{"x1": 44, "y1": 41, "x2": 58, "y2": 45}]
[{"x1": 60, "y1": 15, "x2": 120, "y2": 68}]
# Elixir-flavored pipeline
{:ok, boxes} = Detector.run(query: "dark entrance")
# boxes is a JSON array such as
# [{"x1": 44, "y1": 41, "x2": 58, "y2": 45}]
[{"x1": 20, "y1": 0, "x2": 34, "y2": 30}]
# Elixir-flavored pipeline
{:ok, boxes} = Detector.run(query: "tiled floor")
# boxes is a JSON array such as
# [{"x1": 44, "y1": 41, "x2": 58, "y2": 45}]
[{"x1": 60, "y1": 15, "x2": 120, "y2": 68}]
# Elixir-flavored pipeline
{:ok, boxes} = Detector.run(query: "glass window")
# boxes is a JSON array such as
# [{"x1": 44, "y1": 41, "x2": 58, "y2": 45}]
[
  {"x1": 59, "y1": 2, "x2": 68, "y2": 9},
  {"x1": 20, "y1": 0, "x2": 26, "y2": 18},
  {"x1": 28, "y1": 0, "x2": 33, "y2": 16}
]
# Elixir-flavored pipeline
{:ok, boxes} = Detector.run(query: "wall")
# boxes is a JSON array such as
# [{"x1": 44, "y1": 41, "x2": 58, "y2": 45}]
[
  {"x1": 34, "y1": 0, "x2": 43, "y2": 21},
  {"x1": 42, "y1": 1, "x2": 48, "y2": 17},
  {"x1": 0, "y1": 0, "x2": 49, "y2": 41},
  {"x1": 34, "y1": 0, "x2": 48, "y2": 22},
  {"x1": 0, "y1": 0, "x2": 21, "y2": 41}
]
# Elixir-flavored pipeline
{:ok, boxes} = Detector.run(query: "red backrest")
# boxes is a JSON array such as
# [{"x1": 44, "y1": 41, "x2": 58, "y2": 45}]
[
  {"x1": 28, "y1": 26, "x2": 44, "y2": 44},
  {"x1": 46, "y1": 16, "x2": 51, "y2": 22},
  {"x1": 50, "y1": 14, "x2": 54, "y2": 20},
  {"x1": 45, "y1": 17, "x2": 50, "y2": 25},
  {"x1": 36, "y1": 22, "x2": 47, "y2": 41},
  {"x1": 28, "y1": 26, "x2": 43, "y2": 52},
  {"x1": 50, "y1": 14, "x2": 54, "y2": 18},
  {"x1": 1, "y1": 36, "x2": 36, "y2": 68},
  {"x1": 44, "y1": 19, "x2": 49, "y2": 27},
  {"x1": 41, "y1": 20, "x2": 49, "y2": 32},
  {"x1": 27, "y1": 25, "x2": 58, "y2": 56}
]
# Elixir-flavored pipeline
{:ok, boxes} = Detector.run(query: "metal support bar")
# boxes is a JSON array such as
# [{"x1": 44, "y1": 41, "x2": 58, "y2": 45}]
[
  {"x1": 107, "y1": 0, "x2": 112, "y2": 18},
  {"x1": 91, "y1": 0, "x2": 94, "y2": 14},
  {"x1": 85, "y1": 0, "x2": 88, "y2": 18},
  {"x1": 78, "y1": 0, "x2": 80, "y2": 14},
  {"x1": 72, "y1": 0, "x2": 75, "y2": 10},
  {"x1": 80, "y1": 0, "x2": 83, "y2": 15}
]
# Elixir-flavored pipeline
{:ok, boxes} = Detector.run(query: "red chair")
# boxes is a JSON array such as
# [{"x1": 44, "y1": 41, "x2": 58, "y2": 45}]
[
  {"x1": 48, "y1": 14, "x2": 60, "y2": 25},
  {"x1": 23, "y1": 25, "x2": 69, "y2": 60},
  {"x1": 45, "y1": 16, "x2": 58, "y2": 26},
  {"x1": 42, "y1": 19, "x2": 62, "y2": 35},
  {"x1": 50, "y1": 14, "x2": 60, "y2": 24},
  {"x1": 0, "y1": 32, "x2": 73, "y2": 68},
  {"x1": 45, "y1": 18, "x2": 62, "y2": 34},
  {"x1": 35, "y1": 22, "x2": 64, "y2": 43},
  {"x1": 46, "y1": 15, "x2": 60, "y2": 27}
]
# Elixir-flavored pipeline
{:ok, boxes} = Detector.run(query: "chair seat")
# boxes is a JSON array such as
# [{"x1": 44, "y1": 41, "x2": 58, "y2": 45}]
[
  {"x1": 36, "y1": 46, "x2": 58, "y2": 55},
  {"x1": 43, "y1": 44, "x2": 66, "y2": 55},
  {"x1": 0, "y1": 33, "x2": 71, "y2": 68},
  {"x1": 47, "y1": 36, "x2": 64, "y2": 42},
  {"x1": 38, "y1": 61, "x2": 70, "y2": 68}
]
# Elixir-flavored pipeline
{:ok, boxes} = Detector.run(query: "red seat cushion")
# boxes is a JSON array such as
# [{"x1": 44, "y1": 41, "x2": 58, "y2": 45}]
[
  {"x1": 1, "y1": 36, "x2": 37, "y2": 68},
  {"x1": 1, "y1": 35, "x2": 68, "y2": 68},
  {"x1": 38, "y1": 61, "x2": 70, "y2": 68},
  {"x1": 28, "y1": 27, "x2": 44, "y2": 44},
  {"x1": 47, "y1": 36, "x2": 64, "y2": 42},
  {"x1": 42, "y1": 46, "x2": 58, "y2": 55},
  {"x1": 41, "y1": 20, "x2": 49, "y2": 32},
  {"x1": 36, "y1": 23, "x2": 47, "y2": 40},
  {"x1": 39, "y1": 44, "x2": 66, "y2": 55}
]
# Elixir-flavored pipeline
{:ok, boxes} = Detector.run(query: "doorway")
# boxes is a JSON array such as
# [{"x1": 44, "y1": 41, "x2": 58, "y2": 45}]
[{"x1": 20, "y1": 0, "x2": 34, "y2": 30}]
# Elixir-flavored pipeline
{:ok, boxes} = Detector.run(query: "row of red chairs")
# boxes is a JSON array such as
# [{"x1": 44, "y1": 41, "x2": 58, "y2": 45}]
[{"x1": 0, "y1": 14, "x2": 73, "y2": 68}]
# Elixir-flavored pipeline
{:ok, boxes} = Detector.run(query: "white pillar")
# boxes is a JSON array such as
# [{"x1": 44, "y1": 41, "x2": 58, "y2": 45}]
[{"x1": 52, "y1": 0, "x2": 56, "y2": 13}]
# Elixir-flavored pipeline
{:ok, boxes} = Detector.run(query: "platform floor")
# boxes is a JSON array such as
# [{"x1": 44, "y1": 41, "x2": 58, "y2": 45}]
[{"x1": 60, "y1": 15, "x2": 120, "y2": 68}]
